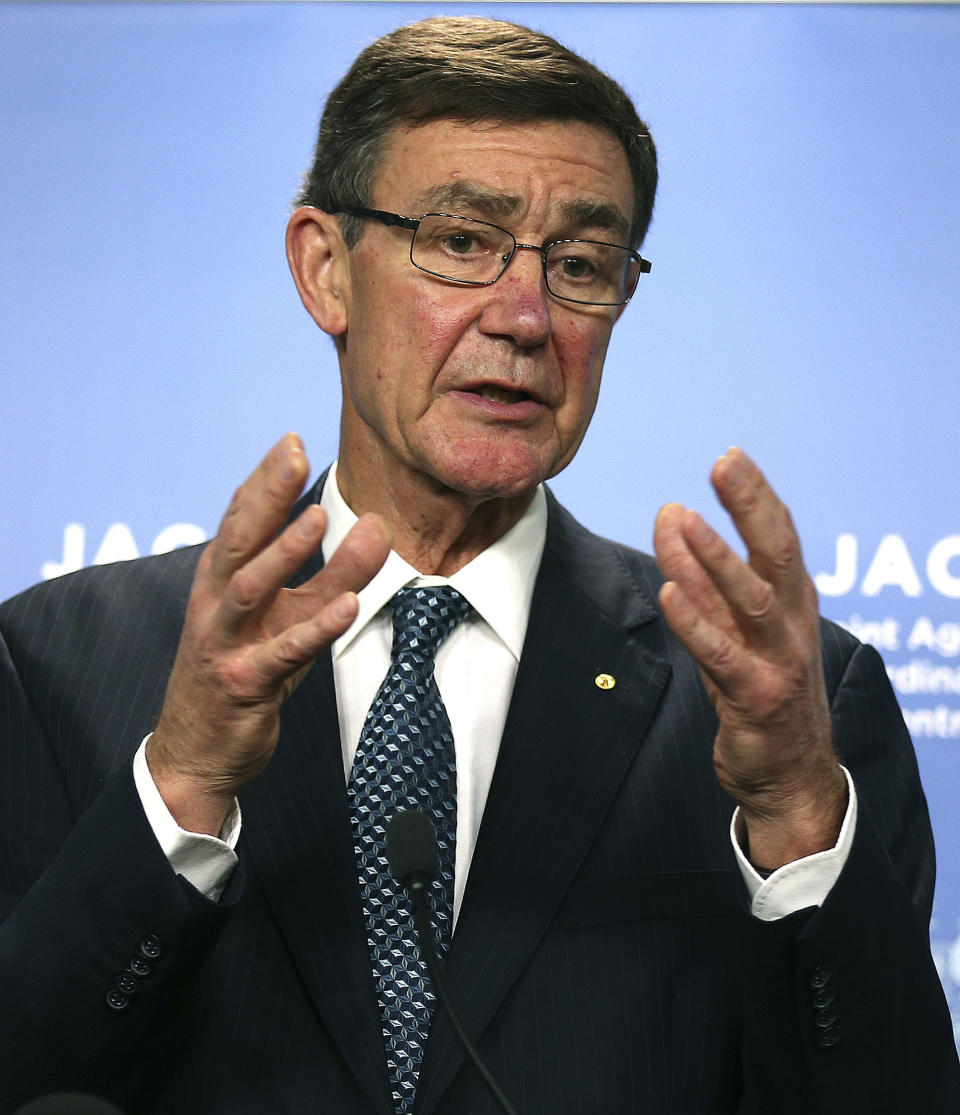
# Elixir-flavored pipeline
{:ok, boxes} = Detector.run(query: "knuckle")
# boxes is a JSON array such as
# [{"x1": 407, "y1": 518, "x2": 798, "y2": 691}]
[
  {"x1": 218, "y1": 515, "x2": 253, "y2": 561},
  {"x1": 710, "y1": 638, "x2": 738, "y2": 672},
  {"x1": 217, "y1": 657, "x2": 272, "y2": 704},
  {"x1": 262, "y1": 478, "x2": 291, "y2": 508},
  {"x1": 732, "y1": 479, "x2": 763, "y2": 515},
  {"x1": 763, "y1": 660, "x2": 811, "y2": 712},
  {"x1": 229, "y1": 567, "x2": 259, "y2": 610},
  {"x1": 218, "y1": 656, "x2": 249, "y2": 694},
  {"x1": 219, "y1": 486, "x2": 246, "y2": 530},
  {"x1": 274, "y1": 633, "x2": 306, "y2": 669},
  {"x1": 272, "y1": 628, "x2": 320, "y2": 674},
  {"x1": 744, "y1": 581, "x2": 776, "y2": 621},
  {"x1": 769, "y1": 535, "x2": 800, "y2": 573}
]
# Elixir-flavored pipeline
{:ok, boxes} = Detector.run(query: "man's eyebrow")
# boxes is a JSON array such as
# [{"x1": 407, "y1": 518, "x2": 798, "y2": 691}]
[
  {"x1": 413, "y1": 182, "x2": 631, "y2": 242},
  {"x1": 415, "y1": 182, "x2": 522, "y2": 220},
  {"x1": 557, "y1": 199, "x2": 631, "y2": 243}
]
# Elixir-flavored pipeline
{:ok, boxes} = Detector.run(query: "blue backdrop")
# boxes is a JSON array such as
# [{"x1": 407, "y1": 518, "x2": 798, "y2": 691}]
[{"x1": 2, "y1": 0, "x2": 959, "y2": 1043}]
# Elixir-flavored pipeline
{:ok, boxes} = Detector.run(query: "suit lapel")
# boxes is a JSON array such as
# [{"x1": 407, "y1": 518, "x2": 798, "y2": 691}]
[
  {"x1": 234, "y1": 480, "x2": 673, "y2": 1115},
  {"x1": 238, "y1": 475, "x2": 395, "y2": 1115},
  {"x1": 415, "y1": 495, "x2": 673, "y2": 1114}
]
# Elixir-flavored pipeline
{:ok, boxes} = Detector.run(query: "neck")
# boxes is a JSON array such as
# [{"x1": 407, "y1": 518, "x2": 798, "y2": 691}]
[{"x1": 335, "y1": 454, "x2": 534, "y2": 577}]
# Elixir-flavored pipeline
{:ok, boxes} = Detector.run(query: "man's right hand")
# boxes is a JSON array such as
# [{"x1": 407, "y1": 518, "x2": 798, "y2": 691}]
[{"x1": 146, "y1": 433, "x2": 392, "y2": 836}]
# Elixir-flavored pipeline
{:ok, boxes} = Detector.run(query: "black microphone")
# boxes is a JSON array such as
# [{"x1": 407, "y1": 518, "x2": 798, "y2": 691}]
[
  {"x1": 386, "y1": 808, "x2": 438, "y2": 890},
  {"x1": 386, "y1": 809, "x2": 520, "y2": 1115},
  {"x1": 13, "y1": 1095, "x2": 126, "y2": 1114}
]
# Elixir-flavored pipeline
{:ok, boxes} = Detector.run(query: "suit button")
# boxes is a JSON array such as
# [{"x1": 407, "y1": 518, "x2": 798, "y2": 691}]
[
  {"x1": 129, "y1": 955, "x2": 153, "y2": 978},
  {"x1": 139, "y1": 934, "x2": 162, "y2": 961},
  {"x1": 812, "y1": 988, "x2": 835, "y2": 1010},
  {"x1": 116, "y1": 970, "x2": 139, "y2": 995},
  {"x1": 817, "y1": 1025, "x2": 841, "y2": 1048},
  {"x1": 814, "y1": 1012, "x2": 837, "y2": 1030},
  {"x1": 106, "y1": 988, "x2": 130, "y2": 1012},
  {"x1": 808, "y1": 965, "x2": 831, "y2": 990}
]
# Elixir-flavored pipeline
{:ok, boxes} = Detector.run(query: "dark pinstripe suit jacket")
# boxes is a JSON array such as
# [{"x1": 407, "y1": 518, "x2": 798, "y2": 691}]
[{"x1": 1, "y1": 487, "x2": 957, "y2": 1114}]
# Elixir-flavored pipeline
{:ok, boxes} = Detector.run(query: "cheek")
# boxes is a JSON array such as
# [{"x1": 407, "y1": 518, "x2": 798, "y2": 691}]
[
  {"x1": 558, "y1": 321, "x2": 612, "y2": 409},
  {"x1": 358, "y1": 293, "x2": 474, "y2": 426},
  {"x1": 410, "y1": 290, "x2": 475, "y2": 365}
]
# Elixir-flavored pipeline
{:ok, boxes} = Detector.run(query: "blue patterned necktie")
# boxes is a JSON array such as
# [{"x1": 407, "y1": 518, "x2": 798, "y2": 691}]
[{"x1": 348, "y1": 585, "x2": 472, "y2": 1115}]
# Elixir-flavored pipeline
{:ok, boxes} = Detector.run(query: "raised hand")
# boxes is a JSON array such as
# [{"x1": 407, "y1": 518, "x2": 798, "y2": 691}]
[
  {"x1": 146, "y1": 434, "x2": 392, "y2": 836},
  {"x1": 654, "y1": 448, "x2": 847, "y2": 870}
]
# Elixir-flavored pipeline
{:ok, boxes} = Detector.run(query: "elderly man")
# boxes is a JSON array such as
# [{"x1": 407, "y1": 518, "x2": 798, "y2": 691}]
[{"x1": 1, "y1": 16, "x2": 956, "y2": 1115}]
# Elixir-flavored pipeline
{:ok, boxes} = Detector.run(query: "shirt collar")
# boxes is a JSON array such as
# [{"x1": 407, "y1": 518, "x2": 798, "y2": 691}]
[{"x1": 320, "y1": 460, "x2": 547, "y2": 662}]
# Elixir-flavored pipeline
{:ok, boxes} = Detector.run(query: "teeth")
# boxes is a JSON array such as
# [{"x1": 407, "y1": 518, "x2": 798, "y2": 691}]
[{"x1": 476, "y1": 386, "x2": 528, "y2": 404}]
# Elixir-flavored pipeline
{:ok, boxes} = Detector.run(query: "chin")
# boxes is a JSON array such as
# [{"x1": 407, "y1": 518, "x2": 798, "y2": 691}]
[{"x1": 431, "y1": 445, "x2": 553, "y2": 502}]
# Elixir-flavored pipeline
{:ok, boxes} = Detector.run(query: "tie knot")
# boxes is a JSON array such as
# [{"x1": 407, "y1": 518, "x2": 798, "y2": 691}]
[{"x1": 391, "y1": 586, "x2": 472, "y2": 662}]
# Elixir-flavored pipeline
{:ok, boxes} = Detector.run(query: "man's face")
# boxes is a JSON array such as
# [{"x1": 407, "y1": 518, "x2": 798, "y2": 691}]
[{"x1": 333, "y1": 117, "x2": 635, "y2": 506}]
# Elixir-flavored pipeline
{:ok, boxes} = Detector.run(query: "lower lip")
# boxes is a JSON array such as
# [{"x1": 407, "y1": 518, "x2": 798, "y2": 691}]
[{"x1": 449, "y1": 390, "x2": 546, "y2": 421}]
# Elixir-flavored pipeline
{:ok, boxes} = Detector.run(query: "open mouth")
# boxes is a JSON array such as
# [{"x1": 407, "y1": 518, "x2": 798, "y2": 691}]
[{"x1": 472, "y1": 385, "x2": 531, "y2": 405}]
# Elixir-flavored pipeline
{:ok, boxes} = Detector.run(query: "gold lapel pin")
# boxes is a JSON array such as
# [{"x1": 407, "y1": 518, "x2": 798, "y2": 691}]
[{"x1": 594, "y1": 673, "x2": 616, "y2": 690}]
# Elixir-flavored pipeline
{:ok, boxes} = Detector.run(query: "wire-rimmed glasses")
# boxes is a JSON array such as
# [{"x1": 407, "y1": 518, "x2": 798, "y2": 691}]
[{"x1": 336, "y1": 204, "x2": 650, "y2": 307}]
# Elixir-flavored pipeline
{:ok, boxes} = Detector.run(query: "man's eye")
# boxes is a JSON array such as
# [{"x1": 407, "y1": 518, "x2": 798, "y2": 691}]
[
  {"x1": 559, "y1": 255, "x2": 596, "y2": 280},
  {"x1": 444, "y1": 233, "x2": 478, "y2": 254}
]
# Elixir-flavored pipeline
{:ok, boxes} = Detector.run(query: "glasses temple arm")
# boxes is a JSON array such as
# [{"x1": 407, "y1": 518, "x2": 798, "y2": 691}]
[{"x1": 336, "y1": 204, "x2": 420, "y2": 232}]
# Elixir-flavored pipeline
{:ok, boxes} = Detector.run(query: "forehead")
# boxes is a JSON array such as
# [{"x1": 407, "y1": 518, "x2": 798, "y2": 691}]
[{"x1": 372, "y1": 118, "x2": 634, "y2": 238}]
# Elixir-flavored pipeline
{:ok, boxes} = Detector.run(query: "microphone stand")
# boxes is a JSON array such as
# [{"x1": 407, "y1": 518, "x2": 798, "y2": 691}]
[
  {"x1": 405, "y1": 875, "x2": 521, "y2": 1115},
  {"x1": 387, "y1": 810, "x2": 520, "y2": 1115}
]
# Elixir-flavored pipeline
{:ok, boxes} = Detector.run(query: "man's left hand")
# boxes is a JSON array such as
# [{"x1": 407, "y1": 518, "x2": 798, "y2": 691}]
[{"x1": 654, "y1": 448, "x2": 847, "y2": 871}]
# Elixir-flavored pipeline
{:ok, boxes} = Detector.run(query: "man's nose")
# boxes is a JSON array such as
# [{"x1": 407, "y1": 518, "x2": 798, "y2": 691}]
[{"x1": 477, "y1": 246, "x2": 553, "y2": 348}]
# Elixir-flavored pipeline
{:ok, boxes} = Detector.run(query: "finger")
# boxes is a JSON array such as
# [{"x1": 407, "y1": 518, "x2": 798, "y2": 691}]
[
  {"x1": 301, "y1": 512, "x2": 393, "y2": 602},
  {"x1": 658, "y1": 580, "x2": 753, "y2": 698},
  {"x1": 218, "y1": 503, "x2": 329, "y2": 633},
  {"x1": 654, "y1": 502, "x2": 731, "y2": 630},
  {"x1": 207, "y1": 433, "x2": 311, "y2": 587},
  {"x1": 679, "y1": 508, "x2": 786, "y2": 650},
  {"x1": 229, "y1": 514, "x2": 391, "y2": 690},
  {"x1": 710, "y1": 448, "x2": 807, "y2": 611},
  {"x1": 243, "y1": 590, "x2": 363, "y2": 691}
]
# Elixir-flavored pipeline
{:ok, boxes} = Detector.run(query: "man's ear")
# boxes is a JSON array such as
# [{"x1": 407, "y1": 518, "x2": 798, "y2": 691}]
[{"x1": 286, "y1": 206, "x2": 350, "y2": 337}]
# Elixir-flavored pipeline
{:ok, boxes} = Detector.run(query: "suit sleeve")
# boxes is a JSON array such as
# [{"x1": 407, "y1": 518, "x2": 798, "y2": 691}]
[
  {"x1": 0, "y1": 573, "x2": 239, "y2": 1113},
  {"x1": 737, "y1": 632, "x2": 960, "y2": 1114}
]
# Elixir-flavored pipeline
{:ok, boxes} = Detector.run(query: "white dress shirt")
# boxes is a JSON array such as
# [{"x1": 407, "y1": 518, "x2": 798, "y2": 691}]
[
  {"x1": 321, "y1": 462, "x2": 546, "y2": 921},
  {"x1": 135, "y1": 463, "x2": 855, "y2": 920}
]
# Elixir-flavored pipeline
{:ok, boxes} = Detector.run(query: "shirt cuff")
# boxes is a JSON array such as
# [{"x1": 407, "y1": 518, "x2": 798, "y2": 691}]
[
  {"x1": 731, "y1": 765, "x2": 857, "y2": 923},
  {"x1": 133, "y1": 735, "x2": 241, "y2": 902}
]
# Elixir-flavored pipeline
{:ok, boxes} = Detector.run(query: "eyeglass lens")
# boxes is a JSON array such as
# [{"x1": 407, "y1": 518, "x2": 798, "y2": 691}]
[{"x1": 411, "y1": 214, "x2": 640, "y2": 306}]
